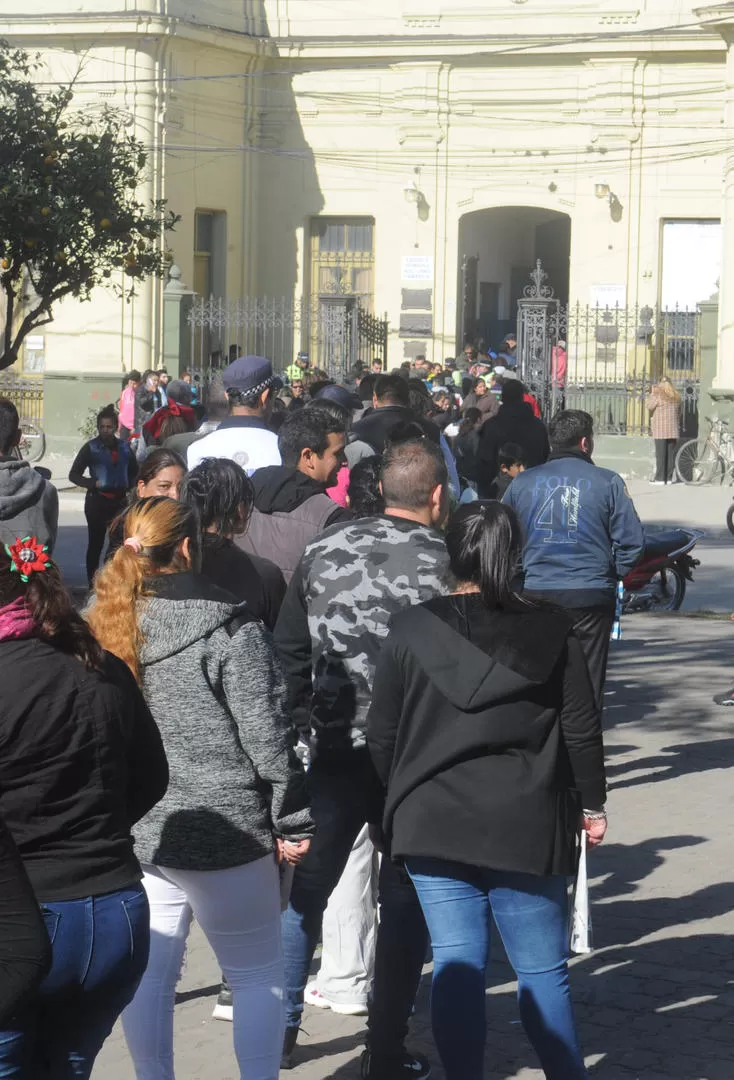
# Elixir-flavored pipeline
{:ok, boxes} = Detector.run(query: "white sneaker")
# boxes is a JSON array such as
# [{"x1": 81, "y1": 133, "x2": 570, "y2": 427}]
[
  {"x1": 304, "y1": 983, "x2": 369, "y2": 1016},
  {"x1": 649, "y1": 480, "x2": 665, "y2": 485}
]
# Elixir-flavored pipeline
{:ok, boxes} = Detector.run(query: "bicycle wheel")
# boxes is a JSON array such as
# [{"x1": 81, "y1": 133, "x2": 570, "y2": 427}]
[
  {"x1": 18, "y1": 421, "x2": 46, "y2": 464},
  {"x1": 674, "y1": 438, "x2": 723, "y2": 485}
]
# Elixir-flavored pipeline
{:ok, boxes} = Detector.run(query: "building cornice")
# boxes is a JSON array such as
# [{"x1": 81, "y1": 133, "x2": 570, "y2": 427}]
[{"x1": 0, "y1": 14, "x2": 272, "y2": 57}]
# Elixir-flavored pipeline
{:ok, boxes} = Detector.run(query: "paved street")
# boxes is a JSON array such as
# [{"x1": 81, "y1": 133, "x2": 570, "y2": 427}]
[{"x1": 44, "y1": 479, "x2": 734, "y2": 1080}]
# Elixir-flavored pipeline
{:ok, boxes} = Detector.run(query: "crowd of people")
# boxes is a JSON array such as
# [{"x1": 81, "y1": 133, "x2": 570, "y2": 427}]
[{"x1": 0, "y1": 344, "x2": 654, "y2": 1080}]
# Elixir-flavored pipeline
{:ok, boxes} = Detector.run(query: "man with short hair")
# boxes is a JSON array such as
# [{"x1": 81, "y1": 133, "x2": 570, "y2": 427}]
[
  {"x1": 351, "y1": 373, "x2": 440, "y2": 457},
  {"x1": 0, "y1": 399, "x2": 58, "y2": 552},
  {"x1": 504, "y1": 409, "x2": 644, "y2": 708},
  {"x1": 187, "y1": 355, "x2": 280, "y2": 473},
  {"x1": 371, "y1": 357, "x2": 384, "y2": 375},
  {"x1": 476, "y1": 377, "x2": 549, "y2": 496},
  {"x1": 275, "y1": 439, "x2": 452, "y2": 1078},
  {"x1": 239, "y1": 408, "x2": 350, "y2": 583}
]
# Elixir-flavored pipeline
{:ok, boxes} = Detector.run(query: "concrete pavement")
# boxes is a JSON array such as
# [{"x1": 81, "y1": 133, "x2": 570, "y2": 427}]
[{"x1": 87, "y1": 612, "x2": 734, "y2": 1080}]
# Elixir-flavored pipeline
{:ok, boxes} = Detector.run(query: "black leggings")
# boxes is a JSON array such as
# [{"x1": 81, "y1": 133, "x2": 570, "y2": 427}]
[
  {"x1": 84, "y1": 494, "x2": 125, "y2": 586},
  {"x1": 654, "y1": 439, "x2": 677, "y2": 483}
]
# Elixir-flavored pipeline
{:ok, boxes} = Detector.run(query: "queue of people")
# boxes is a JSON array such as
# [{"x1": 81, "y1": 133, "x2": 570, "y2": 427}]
[{"x1": 7, "y1": 344, "x2": 655, "y2": 1079}]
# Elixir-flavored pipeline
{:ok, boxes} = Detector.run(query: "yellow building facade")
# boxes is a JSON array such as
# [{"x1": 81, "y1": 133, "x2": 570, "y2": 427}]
[{"x1": 5, "y1": 1, "x2": 734, "y2": 433}]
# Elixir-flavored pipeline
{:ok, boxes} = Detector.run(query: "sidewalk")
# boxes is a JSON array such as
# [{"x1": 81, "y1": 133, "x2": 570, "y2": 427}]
[{"x1": 93, "y1": 613, "x2": 734, "y2": 1080}]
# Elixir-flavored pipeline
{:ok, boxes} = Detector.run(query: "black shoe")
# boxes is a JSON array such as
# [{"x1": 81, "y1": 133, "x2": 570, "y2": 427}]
[
  {"x1": 360, "y1": 1048, "x2": 431, "y2": 1079},
  {"x1": 713, "y1": 688, "x2": 734, "y2": 706},
  {"x1": 211, "y1": 981, "x2": 233, "y2": 1022},
  {"x1": 281, "y1": 1027, "x2": 299, "y2": 1071}
]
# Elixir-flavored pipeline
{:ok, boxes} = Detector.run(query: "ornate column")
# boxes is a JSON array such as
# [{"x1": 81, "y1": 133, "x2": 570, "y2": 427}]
[{"x1": 696, "y1": 5, "x2": 734, "y2": 391}]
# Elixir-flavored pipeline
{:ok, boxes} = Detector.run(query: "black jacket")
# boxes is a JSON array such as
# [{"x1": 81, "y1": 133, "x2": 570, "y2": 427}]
[
  {"x1": 202, "y1": 535, "x2": 286, "y2": 631},
  {"x1": 0, "y1": 641, "x2": 168, "y2": 902},
  {"x1": 367, "y1": 594, "x2": 605, "y2": 877},
  {"x1": 351, "y1": 405, "x2": 440, "y2": 453},
  {"x1": 476, "y1": 403, "x2": 549, "y2": 496}
]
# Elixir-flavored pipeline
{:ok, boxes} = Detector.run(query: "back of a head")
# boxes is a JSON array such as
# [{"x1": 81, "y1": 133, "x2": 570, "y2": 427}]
[
  {"x1": 166, "y1": 379, "x2": 193, "y2": 408},
  {"x1": 548, "y1": 410, "x2": 593, "y2": 452},
  {"x1": 500, "y1": 379, "x2": 525, "y2": 406},
  {"x1": 278, "y1": 406, "x2": 346, "y2": 469},
  {"x1": 446, "y1": 502, "x2": 522, "y2": 608},
  {"x1": 458, "y1": 408, "x2": 481, "y2": 436},
  {"x1": 381, "y1": 438, "x2": 447, "y2": 512},
  {"x1": 307, "y1": 396, "x2": 351, "y2": 429},
  {"x1": 358, "y1": 373, "x2": 377, "y2": 403},
  {"x1": 182, "y1": 458, "x2": 254, "y2": 536},
  {"x1": 375, "y1": 374, "x2": 410, "y2": 409},
  {"x1": 347, "y1": 455, "x2": 385, "y2": 517},
  {"x1": 88, "y1": 496, "x2": 201, "y2": 683},
  {"x1": 407, "y1": 379, "x2": 432, "y2": 418},
  {"x1": 0, "y1": 398, "x2": 20, "y2": 455}
]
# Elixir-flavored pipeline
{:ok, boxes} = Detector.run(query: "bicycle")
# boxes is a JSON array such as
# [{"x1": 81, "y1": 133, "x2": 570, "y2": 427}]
[
  {"x1": 17, "y1": 420, "x2": 46, "y2": 463},
  {"x1": 675, "y1": 416, "x2": 734, "y2": 486}
]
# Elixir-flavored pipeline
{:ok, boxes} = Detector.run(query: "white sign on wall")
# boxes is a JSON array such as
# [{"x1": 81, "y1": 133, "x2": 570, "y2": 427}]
[
  {"x1": 401, "y1": 256, "x2": 434, "y2": 282},
  {"x1": 590, "y1": 283, "x2": 626, "y2": 309},
  {"x1": 661, "y1": 221, "x2": 722, "y2": 309}
]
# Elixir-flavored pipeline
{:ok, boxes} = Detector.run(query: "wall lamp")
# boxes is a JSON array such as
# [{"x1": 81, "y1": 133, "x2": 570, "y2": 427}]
[
  {"x1": 595, "y1": 182, "x2": 623, "y2": 222},
  {"x1": 405, "y1": 167, "x2": 431, "y2": 222}
]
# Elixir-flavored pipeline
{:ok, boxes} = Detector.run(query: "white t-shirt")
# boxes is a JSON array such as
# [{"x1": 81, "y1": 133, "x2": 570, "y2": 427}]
[{"x1": 187, "y1": 419, "x2": 281, "y2": 475}]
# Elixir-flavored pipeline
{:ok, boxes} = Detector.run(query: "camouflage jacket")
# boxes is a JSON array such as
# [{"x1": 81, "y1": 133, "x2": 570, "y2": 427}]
[{"x1": 274, "y1": 514, "x2": 453, "y2": 755}]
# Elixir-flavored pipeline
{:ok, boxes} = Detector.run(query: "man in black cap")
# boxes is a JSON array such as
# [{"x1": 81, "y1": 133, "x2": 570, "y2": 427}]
[{"x1": 187, "y1": 355, "x2": 280, "y2": 474}]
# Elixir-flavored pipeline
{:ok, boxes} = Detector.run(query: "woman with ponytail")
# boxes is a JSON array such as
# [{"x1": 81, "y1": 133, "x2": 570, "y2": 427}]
[
  {"x1": 88, "y1": 496, "x2": 313, "y2": 1080},
  {"x1": 367, "y1": 502, "x2": 606, "y2": 1080},
  {"x1": 0, "y1": 536, "x2": 168, "y2": 1077}
]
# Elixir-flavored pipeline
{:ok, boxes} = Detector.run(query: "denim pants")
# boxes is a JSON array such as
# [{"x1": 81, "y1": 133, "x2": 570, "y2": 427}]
[
  {"x1": 0, "y1": 886, "x2": 149, "y2": 1080},
  {"x1": 281, "y1": 753, "x2": 428, "y2": 1058},
  {"x1": 406, "y1": 858, "x2": 588, "y2": 1080}
]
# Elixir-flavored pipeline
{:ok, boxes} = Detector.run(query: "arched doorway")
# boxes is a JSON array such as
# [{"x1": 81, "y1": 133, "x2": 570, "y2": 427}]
[{"x1": 457, "y1": 206, "x2": 571, "y2": 352}]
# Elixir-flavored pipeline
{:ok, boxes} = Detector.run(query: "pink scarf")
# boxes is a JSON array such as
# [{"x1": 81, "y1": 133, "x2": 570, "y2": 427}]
[{"x1": 0, "y1": 597, "x2": 36, "y2": 642}]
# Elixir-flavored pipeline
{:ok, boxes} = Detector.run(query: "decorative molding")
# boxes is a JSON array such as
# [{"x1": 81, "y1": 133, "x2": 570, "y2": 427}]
[
  {"x1": 403, "y1": 15, "x2": 442, "y2": 30},
  {"x1": 599, "y1": 11, "x2": 640, "y2": 25}
]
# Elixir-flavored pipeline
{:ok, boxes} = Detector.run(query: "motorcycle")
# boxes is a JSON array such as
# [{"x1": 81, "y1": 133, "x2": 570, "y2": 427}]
[{"x1": 621, "y1": 526, "x2": 702, "y2": 613}]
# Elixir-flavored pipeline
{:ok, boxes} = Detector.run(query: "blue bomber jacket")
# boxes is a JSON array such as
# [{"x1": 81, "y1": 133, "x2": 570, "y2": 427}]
[{"x1": 504, "y1": 449, "x2": 645, "y2": 608}]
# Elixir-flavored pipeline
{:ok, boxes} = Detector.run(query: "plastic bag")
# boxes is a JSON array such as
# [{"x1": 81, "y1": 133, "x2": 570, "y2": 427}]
[{"x1": 569, "y1": 830, "x2": 593, "y2": 955}]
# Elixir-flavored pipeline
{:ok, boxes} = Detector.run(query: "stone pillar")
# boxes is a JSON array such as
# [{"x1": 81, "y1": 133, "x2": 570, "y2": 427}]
[
  {"x1": 697, "y1": 6, "x2": 734, "y2": 388},
  {"x1": 162, "y1": 266, "x2": 194, "y2": 379}
]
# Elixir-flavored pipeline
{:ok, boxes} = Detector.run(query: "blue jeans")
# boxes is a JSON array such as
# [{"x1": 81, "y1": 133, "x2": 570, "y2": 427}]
[
  {"x1": 406, "y1": 858, "x2": 588, "y2": 1080},
  {"x1": 0, "y1": 886, "x2": 149, "y2": 1079},
  {"x1": 282, "y1": 753, "x2": 428, "y2": 1058}
]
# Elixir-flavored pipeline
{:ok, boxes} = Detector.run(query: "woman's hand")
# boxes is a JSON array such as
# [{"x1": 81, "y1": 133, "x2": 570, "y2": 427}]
[
  {"x1": 582, "y1": 813, "x2": 607, "y2": 847},
  {"x1": 276, "y1": 838, "x2": 311, "y2": 865}
]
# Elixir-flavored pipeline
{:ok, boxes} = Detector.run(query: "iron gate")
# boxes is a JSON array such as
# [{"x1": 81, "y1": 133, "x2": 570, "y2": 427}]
[
  {"x1": 187, "y1": 295, "x2": 387, "y2": 383},
  {"x1": 517, "y1": 260, "x2": 701, "y2": 436}
]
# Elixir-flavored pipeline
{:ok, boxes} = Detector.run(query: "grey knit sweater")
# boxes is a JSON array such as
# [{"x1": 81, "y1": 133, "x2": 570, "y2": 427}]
[{"x1": 133, "y1": 572, "x2": 312, "y2": 871}]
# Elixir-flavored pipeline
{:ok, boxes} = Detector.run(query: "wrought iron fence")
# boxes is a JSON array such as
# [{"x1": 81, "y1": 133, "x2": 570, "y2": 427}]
[
  {"x1": 0, "y1": 376, "x2": 44, "y2": 425},
  {"x1": 187, "y1": 295, "x2": 388, "y2": 382},
  {"x1": 517, "y1": 261, "x2": 700, "y2": 436}
]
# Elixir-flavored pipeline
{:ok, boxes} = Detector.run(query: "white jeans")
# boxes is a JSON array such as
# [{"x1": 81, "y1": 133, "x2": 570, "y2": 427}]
[
  {"x1": 122, "y1": 857, "x2": 284, "y2": 1080},
  {"x1": 317, "y1": 824, "x2": 378, "y2": 1005}
]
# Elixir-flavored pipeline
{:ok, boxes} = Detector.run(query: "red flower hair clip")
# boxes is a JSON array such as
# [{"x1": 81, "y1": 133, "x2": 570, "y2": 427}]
[{"x1": 5, "y1": 536, "x2": 50, "y2": 583}]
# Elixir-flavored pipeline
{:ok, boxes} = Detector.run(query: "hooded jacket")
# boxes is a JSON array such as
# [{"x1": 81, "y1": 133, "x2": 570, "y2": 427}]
[
  {"x1": 367, "y1": 594, "x2": 606, "y2": 877},
  {"x1": 476, "y1": 402, "x2": 550, "y2": 496},
  {"x1": 0, "y1": 631, "x2": 167, "y2": 903},
  {"x1": 238, "y1": 465, "x2": 350, "y2": 583},
  {"x1": 0, "y1": 458, "x2": 58, "y2": 554},
  {"x1": 134, "y1": 572, "x2": 312, "y2": 871}
]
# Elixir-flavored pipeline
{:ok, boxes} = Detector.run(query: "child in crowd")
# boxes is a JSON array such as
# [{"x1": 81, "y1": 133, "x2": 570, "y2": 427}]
[{"x1": 492, "y1": 442, "x2": 526, "y2": 500}]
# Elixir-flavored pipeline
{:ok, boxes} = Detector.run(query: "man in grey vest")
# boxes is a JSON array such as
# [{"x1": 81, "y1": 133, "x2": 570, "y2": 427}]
[{"x1": 238, "y1": 407, "x2": 350, "y2": 582}]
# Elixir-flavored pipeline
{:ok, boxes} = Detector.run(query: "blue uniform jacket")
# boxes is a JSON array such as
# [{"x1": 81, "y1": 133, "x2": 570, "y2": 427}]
[{"x1": 503, "y1": 449, "x2": 645, "y2": 606}]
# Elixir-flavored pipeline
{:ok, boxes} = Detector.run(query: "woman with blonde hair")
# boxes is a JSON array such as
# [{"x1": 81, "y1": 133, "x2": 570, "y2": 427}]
[
  {"x1": 88, "y1": 496, "x2": 313, "y2": 1080},
  {"x1": 646, "y1": 375, "x2": 681, "y2": 485}
]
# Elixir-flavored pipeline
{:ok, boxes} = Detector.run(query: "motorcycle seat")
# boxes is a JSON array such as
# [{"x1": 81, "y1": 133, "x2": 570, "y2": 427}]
[{"x1": 642, "y1": 527, "x2": 691, "y2": 560}]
